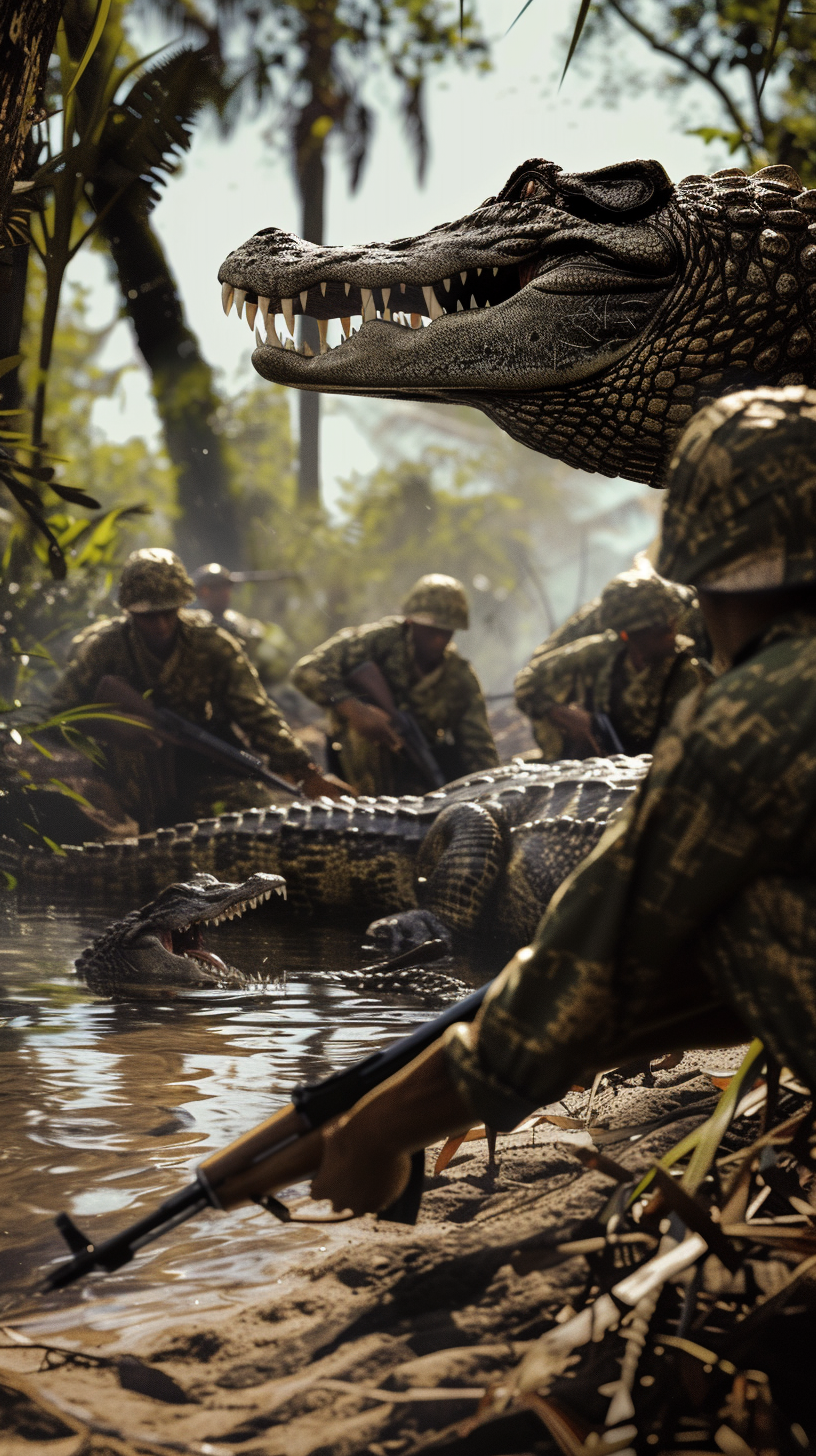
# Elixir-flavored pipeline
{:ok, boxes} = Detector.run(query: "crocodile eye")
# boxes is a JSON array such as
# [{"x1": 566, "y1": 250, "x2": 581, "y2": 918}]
[{"x1": 521, "y1": 179, "x2": 539, "y2": 200}]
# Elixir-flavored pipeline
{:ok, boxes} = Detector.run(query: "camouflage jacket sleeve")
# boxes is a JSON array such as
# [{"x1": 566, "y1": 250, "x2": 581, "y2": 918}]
[
  {"x1": 514, "y1": 633, "x2": 618, "y2": 720},
  {"x1": 50, "y1": 619, "x2": 127, "y2": 713},
  {"x1": 209, "y1": 630, "x2": 313, "y2": 777},
  {"x1": 450, "y1": 660, "x2": 500, "y2": 771},
  {"x1": 447, "y1": 617, "x2": 816, "y2": 1127},
  {"x1": 291, "y1": 619, "x2": 404, "y2": 708}
]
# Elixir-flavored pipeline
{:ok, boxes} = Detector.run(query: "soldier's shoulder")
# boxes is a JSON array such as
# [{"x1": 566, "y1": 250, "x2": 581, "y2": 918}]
[
  {"x1": 531, "y1": 630, "x2": 618, "y2": 671},
  {"x1": 69, "y1": 615, "x2": 127, "y2": 651},
  {"x1": 688, "y1": 628, "x2": 816, "y2": 799},
  {"x1": 179, "y1": 613, "x2": 248, "y2": 663}
]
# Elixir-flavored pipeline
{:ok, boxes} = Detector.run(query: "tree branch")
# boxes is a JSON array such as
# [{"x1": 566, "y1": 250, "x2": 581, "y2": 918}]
[{"x1": 605, "y1": 0, "x2": 759, "y2": 154}]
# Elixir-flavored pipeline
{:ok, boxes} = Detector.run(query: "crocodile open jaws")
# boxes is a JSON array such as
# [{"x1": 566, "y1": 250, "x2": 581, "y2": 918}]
[
  {"x1": 75, "y1": 871, "x2": 286, "y2": 994},
  {"x1": 219, "y1": 157, "x2": 816, "y2": 485}
]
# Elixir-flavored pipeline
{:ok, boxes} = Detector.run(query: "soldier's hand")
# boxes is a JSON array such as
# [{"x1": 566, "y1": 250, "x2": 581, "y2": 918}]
[
  {"x1": 338, "y1": 698, "x2": 404, "y2": 751},
  {"x1": 546, "y1": 703, "x2": 601, "y2": 756},
  {"x1": 310, "y1": 1041, "x2": 475, "y2": 1216},
  {"x1": 301, "y1": 766, "x2": 357, "y2": 801}
]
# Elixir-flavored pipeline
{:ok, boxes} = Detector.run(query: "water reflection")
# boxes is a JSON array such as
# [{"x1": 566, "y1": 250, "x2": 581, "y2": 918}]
[{"x1": 0, "y1": 898, "x2": 487, "y2": 1330}]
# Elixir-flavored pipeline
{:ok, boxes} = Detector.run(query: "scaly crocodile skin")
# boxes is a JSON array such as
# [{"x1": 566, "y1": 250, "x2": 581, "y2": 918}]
[
  {"x1": 220, "y1": 158, "x2": 816, "y2": 486},
  {"x1": 2, "y1": 758, "x2": 648, "y2": 955}
]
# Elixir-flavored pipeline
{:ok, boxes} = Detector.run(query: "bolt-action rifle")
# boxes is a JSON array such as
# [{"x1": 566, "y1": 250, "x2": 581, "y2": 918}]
[
  {"x1": 345, "y1": 661, "x2": 446, "y2": 790},
  {"x1": 94, "y1": 674, "x2": 301, "y2": 798},
  {"x1": 44, "y1": 976, "x2": 489, "y2": 1290}
]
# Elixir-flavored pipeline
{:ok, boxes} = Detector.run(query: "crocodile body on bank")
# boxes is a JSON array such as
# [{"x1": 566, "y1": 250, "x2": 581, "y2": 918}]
[
  {"x1": 219, "y1": 158, "x2": 816, "y2": 486},
  {"x1": 3, "y1": 757, "x2": 648, "y2": 956}
]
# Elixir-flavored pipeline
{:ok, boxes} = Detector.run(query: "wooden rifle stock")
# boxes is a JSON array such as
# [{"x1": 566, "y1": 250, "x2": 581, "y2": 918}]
[
  {"x1": 345, "y1": 661, "x2": 445, "y2": 790},
  {"x1": 43, "y1": 980, "x2": 489, "y2": 1289}
]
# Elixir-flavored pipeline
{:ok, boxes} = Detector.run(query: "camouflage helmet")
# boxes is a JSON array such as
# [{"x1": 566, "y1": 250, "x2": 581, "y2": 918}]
[
  {"x1": 193, "y1": 562, "x2": 235, "y2": 589},
  {"x1": 658, "y1": 386, "x2": 816, "y2": 591},
  {"x1": 600, "y1": 570, "x2": 683, "y2": 634},
  {"x1": 402, "y1": 574, "x2": 469, "y2": 631},
  {"x1": 118, "y1": 548, "x2": 195, "y2": 614}
]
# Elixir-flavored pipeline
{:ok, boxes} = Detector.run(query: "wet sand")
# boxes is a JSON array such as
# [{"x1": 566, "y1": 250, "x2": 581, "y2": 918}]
[{"x1": 0, "y1": 1054, "x2": 750, "y2": 1456}]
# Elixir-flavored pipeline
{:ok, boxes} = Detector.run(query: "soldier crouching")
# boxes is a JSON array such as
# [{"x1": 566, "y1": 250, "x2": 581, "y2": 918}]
[
  {"x1": 51, "y1": 549, "x2": 349, "y2": 830},
  {"x1": 291, "y1": 575, "x2": 499, "y2": 798}
]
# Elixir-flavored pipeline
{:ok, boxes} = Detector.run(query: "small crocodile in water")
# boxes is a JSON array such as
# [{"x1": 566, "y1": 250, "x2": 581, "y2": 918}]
[
  {"x1": 3, "y1": 757, "x2": 648, "y2": 957},
  {"x1": 219, "y1": 157, "x2": 816, "y2": 486},
  {"x1": 75, "y1": 872, "x2": 286, "y2": 994}
]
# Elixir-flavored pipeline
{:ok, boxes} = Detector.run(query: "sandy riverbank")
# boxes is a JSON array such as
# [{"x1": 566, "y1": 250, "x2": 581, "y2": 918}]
[{"x1": 2, "y1": 1048, "x2": 787, "y2": 1456}]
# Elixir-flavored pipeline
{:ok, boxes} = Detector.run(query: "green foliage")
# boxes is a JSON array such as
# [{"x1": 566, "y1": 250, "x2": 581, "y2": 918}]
[
  {"x1": 0, "y1": 272, "x2": 175, "y2": 703},
  {"x1": 580, "y1": 0, "x2": 816, "y2": 185},
  {"x1": 218, "y1": 387, "x2": 655, "y2": 688}
]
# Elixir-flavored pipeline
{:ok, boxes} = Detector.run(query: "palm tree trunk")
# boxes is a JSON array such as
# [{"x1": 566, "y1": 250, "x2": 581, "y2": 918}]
[
  {"x1": 97, "y1": 193, "x2": 243, "y2": 567},
  {"x1": 0, "y1": 0, "x2": 64, "y2": 234},
  {"x1": 0, "y1": 239, "x2": 28, "y2": 412},
  {"x1": 295, "y1": 140, "x2": 325, "y2": 506}
]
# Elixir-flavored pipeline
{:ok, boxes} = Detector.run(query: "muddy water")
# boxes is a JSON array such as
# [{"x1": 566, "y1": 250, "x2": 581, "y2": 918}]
[{"x1": 0, "y1": 896, "x2": 484, "y2": 1337}]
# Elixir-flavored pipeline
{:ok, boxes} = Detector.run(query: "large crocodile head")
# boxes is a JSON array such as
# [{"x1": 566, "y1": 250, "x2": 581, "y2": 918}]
[
  {"x1": 75, "y1": 871, "x2": 286, "y2": 993},
  {"x1": 219, "y1": 158, "x2": 816, "y2": 485}
]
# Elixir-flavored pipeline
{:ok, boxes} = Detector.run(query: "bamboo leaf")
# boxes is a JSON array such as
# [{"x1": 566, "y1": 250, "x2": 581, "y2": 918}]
[
  {"x1": 66, "y1": 0, "x2": 113, "y2": 97},
  {"x1": 505, "y1": 0, "x2": 538, "y2": 37},
  {"x1": 47, "y1": 482, "x2": 102, "y2": 509},
  {"x1": 0, "y1": 356, "x2": 23, "y2": 380},
  {"x1": 758, "y1": 0, "x2": 791, "y2": 98},
  {"x1": 560, "y1": 0, "x2": 592, "y2": 85}
]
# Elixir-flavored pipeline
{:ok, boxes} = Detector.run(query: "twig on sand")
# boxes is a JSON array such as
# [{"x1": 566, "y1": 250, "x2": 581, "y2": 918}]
[{"x1": 0, "y1": 1363, "x2": 230, "y2": 1456}]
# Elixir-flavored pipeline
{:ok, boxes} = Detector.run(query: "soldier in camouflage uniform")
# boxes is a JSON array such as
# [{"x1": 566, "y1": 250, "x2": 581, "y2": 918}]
[
  {"x1": 514, "y1": 574, "x2": 711, "y2": 760},
  {"x1": 292, "y1": 575, "x2": 499, "y2": 797},
  {"x1": 51, "y1": 549, "x2": 346, "y2": 830},
  {"x1": 544, "y1": 555, "x2": 707, "y2": 656},
  {"x1": 193, "y1": 564, "x2": 293, "y2": 685},
  {"x1": 307, "y1": 385, "x2": 816, "y2": 1215}
]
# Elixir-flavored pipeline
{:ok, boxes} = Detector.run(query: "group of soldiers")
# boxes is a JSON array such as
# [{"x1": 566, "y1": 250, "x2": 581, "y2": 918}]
[
  {"x1": 51, "y1": 530, "x2": 712, "y2": 830},
  {"x1": 49, "y1": 382, "x2": 816, "y2": 1221}
]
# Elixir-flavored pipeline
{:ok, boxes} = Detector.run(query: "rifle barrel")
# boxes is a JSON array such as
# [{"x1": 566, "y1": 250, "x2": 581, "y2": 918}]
[{"x1": 43, "y1": 980, "x2": 491, "y2": 1289}]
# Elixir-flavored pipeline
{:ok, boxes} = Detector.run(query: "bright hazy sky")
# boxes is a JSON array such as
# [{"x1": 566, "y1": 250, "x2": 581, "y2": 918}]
[{"x1": 78, "y1": 0, "x2": 720, "y2": 504}]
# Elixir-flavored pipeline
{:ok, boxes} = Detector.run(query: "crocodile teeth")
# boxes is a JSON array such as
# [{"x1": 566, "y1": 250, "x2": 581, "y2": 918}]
[
  {"x1": 443, "y1": 277, "x2": 451, "y2": 291},
  {"x1": 318, "y1": 318, "x2": 330, "y2": 353},
  {"x1": 341, "y1": 316, "x2": 351, "y2": 337},
  {"x1": 221, "y1": 282, "x2": 234, "y2": 315},
  {"x1": 344, "y1": 281, "x2": 351, "y2": 295},
  {"x1": 361, "y1": 288, "x2": 376, "y2": 321},
  {"x1": 470, "y1": 294, "x2": 479, "y2": 309},
  {"x1": 320, "y1": 281, "x2": 327, "y2": 296},
  {"x1": 381, "y1": 287, "x2": 391, "y2": 309},
  {"x1": 281, "y1": 297, "x2": 295, "y2": 335},
  {"x1": 300, "y1": 290, "x2": 308, "y2": 311},
  {"x1": 460, "y1": 271, "x2": 467, "y2": 285},
  {"x1": 234, "y1": 288, "x2": 247, "y2": 319},
  {"x1": 246, "y1": 301, "x2": 257, "y2": 330},
  {"x1": 456, "y1": 299, "x2": 464, "y2": 311}
]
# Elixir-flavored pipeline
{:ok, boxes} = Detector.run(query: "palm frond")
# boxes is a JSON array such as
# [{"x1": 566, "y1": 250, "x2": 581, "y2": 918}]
[{"x1": 95, "y1": 45, "x2": 224, "y2": 213}]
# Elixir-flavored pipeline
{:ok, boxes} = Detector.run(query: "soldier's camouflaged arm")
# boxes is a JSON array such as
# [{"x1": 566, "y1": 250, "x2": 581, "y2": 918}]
[
  {"x1": 443, "y1": 655, "x2": 815, "y2": 1128},
  {"x1": 50, "y1": 630, "x2": 115, "y2": 715},
  {"x1": 453, "y1": 668, "x2": 500, "y2": 771},
  {"x1": 221, "y1": 644, "x2": 313, "y2": 778},
  {"x1": 291, "y1": 622, "x2": 397, "y2": 709}
]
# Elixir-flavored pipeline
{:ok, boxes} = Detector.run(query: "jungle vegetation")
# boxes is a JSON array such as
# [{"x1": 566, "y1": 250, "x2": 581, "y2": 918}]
[{"x1": 0, "y1": 0, "x2": 806, "y2": 721}]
